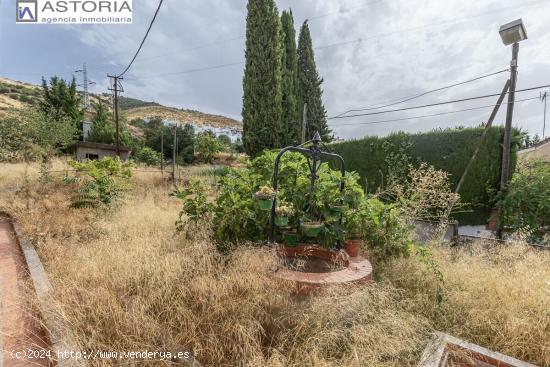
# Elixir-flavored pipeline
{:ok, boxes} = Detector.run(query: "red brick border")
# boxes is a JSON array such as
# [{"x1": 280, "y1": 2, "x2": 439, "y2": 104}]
[{"x1": 273, "y1": 244, "x2": 373, "y2": 293}]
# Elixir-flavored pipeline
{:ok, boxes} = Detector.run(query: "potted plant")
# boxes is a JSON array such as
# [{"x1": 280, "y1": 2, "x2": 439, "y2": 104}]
[
  {"x1": 254, "y1": 185, "x2": 275, "y2": 210},
  {"x1": 301, "y1": 216, "x2": 324, "y2": 238},
  {"x1": 282, "y1": 228, "x2": 299, "y2": 246},
  {"x1": 343, "y1": 208, "x2": 363, "y2": 257},
  {"x1": 329, "y1": 201, "x2": 345, "y2": 217},
  {"x1": 323, "y1": 222, "x2": 345, "y2": 249},
  {"x1": 275, "y1": 204, "x2": 294, "y2": 227}
]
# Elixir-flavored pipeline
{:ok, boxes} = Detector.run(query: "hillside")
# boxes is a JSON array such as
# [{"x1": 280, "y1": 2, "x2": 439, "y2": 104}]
[
  {"x1": 0, "y1": 77, "x2": 242, "y2": 131},
  {"x1": 123, "y1": 105, "x2": 242, "y2": 130}
]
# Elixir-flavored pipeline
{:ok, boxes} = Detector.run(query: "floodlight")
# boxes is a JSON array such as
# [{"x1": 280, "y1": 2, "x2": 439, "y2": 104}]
[{"x1": 499, "y1": 19, "x2": 527, "y2": 46}]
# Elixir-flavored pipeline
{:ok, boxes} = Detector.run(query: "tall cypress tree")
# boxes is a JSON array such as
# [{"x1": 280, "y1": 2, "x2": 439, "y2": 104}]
[
  {"x1": 280, "y1": 9, "x2": 300, "y2": 146},
  {"x1": 297, "y1": 21, "x2": 332, "y2": 142},
  {"x1": 242, "y1": 0, "x2": 284, "y2": 156}
]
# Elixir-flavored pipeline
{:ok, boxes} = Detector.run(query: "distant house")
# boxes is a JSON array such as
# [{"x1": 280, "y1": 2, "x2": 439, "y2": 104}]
[{"x1": 75, "y1": 141, "x2": 132, "y2": 161}]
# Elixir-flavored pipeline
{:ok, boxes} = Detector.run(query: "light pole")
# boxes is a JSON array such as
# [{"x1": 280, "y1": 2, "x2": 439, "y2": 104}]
[
  {"x1": 498, "y1": 19, "x2": 528, "y2": 191},
  {"x1": 497, "y1": 19, "x2": 528, "y2": 238}
]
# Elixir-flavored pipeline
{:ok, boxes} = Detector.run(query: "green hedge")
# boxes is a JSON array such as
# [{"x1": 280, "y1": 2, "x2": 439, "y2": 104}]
[{"x1": 331, "y1": 127, "x2": 520, "y2": 223}]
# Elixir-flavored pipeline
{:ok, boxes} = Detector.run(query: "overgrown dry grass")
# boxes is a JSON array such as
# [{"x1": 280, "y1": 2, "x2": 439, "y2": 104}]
[{"x1": 1, "y1": 160, "x2": 549, "y2": 366}]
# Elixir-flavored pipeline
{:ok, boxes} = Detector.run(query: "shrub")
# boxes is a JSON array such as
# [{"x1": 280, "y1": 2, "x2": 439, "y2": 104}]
[
  {"x1": 501, "y1": 160, "x2": 550, "y2": 237},
  {"x1": 213, "y1": 151, "x2": 365, "y2": 246},
  {"x1": 386, "y1": 163, "x2": 462, "y2": 221},
  {"x1": 195, "y1": 131, "x2": 221, "y2": 163},
  {"x1": 172, "y1": 178, "x2": 214, "y2": 233},
  {"x1": 332, "y1": 127, "x2": 521, "y2": 220},
  {"x1": 134, "y1": 147, "x2": 161, "y2": 167},
  {"x1": 342, "y1": 196, "x2": 414, "y2": 264},
  {"x1": 0, "y1": 108, "x2": 78, "y2": 162},
  {"x1": 68, "y1": 157, "x2": 134, "y2": 208}
]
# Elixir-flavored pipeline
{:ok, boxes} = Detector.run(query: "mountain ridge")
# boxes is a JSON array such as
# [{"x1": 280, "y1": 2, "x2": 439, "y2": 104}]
[{"x1": 0, "y1": 77, "x2": 242, "y2": 131}]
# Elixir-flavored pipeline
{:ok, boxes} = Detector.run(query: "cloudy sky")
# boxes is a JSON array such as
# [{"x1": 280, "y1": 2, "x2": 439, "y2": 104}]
[{"x1": 1, "y1": 0, "x2": 550, "y2": 140}]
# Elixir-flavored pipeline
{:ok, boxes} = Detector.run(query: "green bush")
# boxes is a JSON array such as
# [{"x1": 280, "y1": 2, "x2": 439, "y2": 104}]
[
  {"x1": 172, "y1": 150, "x2": 416, "y2": 262},
  {"x1": 134, "y1": 147, "x2": 161, "y2": 167},
  {"x1": 332, "y1": 127, "x2": 521, "y2": 221},
  {"x1": 501, "y1": 160, "x2": 550, "y2": 237},
  {"x1": 0, "y1": 108, "x2": 78, "y2": 162},
  {"x1": 359, "y1": 198, "x2": 413, "y2": 262},
  {"x1": 195, "y1": 131, "x2": 221, "y2": 163},
  {"x1": 172, "y1": 179, "x2": 214, "y2": 232},
  {"x1": 68, "y1": 157, "x2": 134, "y2": 208}
]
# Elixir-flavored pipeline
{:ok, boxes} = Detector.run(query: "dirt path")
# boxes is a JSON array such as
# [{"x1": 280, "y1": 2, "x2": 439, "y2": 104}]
[{"x1": 0, "y1": 218, "x2": 52, "y2": 366}]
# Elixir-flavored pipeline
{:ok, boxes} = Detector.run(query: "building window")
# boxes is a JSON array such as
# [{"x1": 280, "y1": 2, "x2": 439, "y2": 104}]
[{"x1": 85, "y1": 153, "x2": 99, "y2": 160}]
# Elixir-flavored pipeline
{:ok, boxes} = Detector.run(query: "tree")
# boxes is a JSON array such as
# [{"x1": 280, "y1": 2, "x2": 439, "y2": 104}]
[
  {"x1": 178, "y1": 124, "x2": 196, "y2": 164},
  {"x1": 217, "y1": 134, "x2": 232, "y2": 146},
  {"x1": 195, "y1": 131, "x2": 221, "y2": 163},
  {"x1": 134, "y1": 147, "x2": 161, "y2": 166},
  {"x1": 242, "y1": 0, "x2": 284, "y2": 156},
  {"x1": 142, "y1": 119, "x2": 195, "y2": 164},
  {"x1": 501, "y1": 160, "x2": 550, "y2": 238},
  {"x1": 39, "y1": 76, "x2": 83, "y2": 130},
  {"x1": 280, "y1": 9, "x2": 301, "y2": 146},
  {"x1": 0, "y1": 107, "x2": 78, "y2": 161},
  {"x1": 88, "y1": 99, "x2": 131, "y2": 145},
  {"x1": 297, "y1": 21, "x2": 332, "y2": 142}
]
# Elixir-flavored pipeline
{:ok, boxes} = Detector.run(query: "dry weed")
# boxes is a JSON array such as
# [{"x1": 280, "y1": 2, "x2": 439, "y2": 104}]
[{"x1": 1, "y1": 161, "x2": 548, "y2": 366}]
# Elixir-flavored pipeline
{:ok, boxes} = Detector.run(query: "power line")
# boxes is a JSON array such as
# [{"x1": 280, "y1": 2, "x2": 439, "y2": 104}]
[
  {"x1": 125, "y1": 0, "x2": 547, "y2": 72},
  {"x1": 315, "y1": 0, "x2": 550, "y2": 51},
  {"x1": 122, "y1": 0, "x2": 549, "y2": 81},
  {"x1": 328, "y1": 96, "x2": 539, "y2": 127},
  {"x1": 331, "y1": 69, "x2": 509, "y2": 118},
  {"x1": 328, "y1": 84, "x2": 550, "y2": 120},
  {"x1": 116, "y1": 0, "x2": 384, "y2": 66},
  {"x1": 117, "y1": 0, "x2": 164, "y2": 77},
  {"x1": 124, "y1": 61, "x2": 243, "y2": 81},
  {"x1": 130, "y1": 35, "x2": 244, "y2": 65},
  {"x1": 307, "y1": 0, "x2": 384, "y2": 21}
]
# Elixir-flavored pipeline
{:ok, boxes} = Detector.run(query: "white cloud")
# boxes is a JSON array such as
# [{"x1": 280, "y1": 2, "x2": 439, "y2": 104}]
[{"x1": 2, "y1": 0, "x2": 550, "y2": 138}]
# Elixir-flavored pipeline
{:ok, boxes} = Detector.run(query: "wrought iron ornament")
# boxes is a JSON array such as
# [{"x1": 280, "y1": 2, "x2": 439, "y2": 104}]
[{"x1": 269, "y1": 132, "x2": 347, "y2": 248}]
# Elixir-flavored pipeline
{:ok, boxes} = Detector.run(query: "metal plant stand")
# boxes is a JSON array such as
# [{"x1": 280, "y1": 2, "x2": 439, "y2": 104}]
[{"x1": 269, "y1": 132, "x2": 347, "y2": 248}]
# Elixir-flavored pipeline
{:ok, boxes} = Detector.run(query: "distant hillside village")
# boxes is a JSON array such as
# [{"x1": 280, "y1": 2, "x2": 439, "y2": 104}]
[{"x1": 0, "y1": 76, "x2": 244, "y2": 164}]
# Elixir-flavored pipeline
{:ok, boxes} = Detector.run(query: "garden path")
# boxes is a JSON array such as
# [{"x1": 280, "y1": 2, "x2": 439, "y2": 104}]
[{"x1": 0, "y1": 218, "x2": 51, "y2": 366}]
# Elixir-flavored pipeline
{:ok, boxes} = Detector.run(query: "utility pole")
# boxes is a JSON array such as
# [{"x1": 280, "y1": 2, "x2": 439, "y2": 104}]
[
  {"x1": 500, "y1": 42, "x2": 519, "y2": 192},
  {"x1": 301, "y1": 103, "x2": 308, "y2": 143},
  {"x1": 541, "y1": 91, "x2": 548, "y2": 140},
  {"x1": 172, "y1": 124, "x2": 177, "y2": 182},
  {"x1": 438, "y1": 81, "x2": 511, "y2": 242},
  {"x1": 160, "y1": 131, "x2": 164, "y2": 174},
  {"x1": 107, "y1": 75, "x2": 123, "y2": 157},
  {"x1": 456, "y1": 81, "x2": 510, "y2": 195}
]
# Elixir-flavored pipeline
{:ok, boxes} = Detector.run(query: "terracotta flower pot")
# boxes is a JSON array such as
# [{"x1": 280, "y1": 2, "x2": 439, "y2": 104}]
[{"x1": 344, "y1": 239, "x2": 361, "y2": 257}]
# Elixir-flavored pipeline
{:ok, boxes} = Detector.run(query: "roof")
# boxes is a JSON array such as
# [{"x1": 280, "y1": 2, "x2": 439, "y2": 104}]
[{"x1": 75, "y1": 141, "x2": 132, "y2": 152}]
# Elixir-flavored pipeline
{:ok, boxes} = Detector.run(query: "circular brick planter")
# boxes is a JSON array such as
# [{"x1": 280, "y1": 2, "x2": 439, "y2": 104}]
[{"x1": 273, "y1": 244, "x2": 373, "y2": 294}]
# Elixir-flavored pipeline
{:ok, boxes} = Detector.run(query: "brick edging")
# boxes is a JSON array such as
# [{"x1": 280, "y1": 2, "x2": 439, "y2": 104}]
[
  {"x1": 418, "y1": 332, "x2": 538, "y2": 367},
  {"x1": 1, "y1": 212, "x2": 86, "y2": 367},
  {"x1": 273, "y1": 244, "x2": 373, "y2": 292}
]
